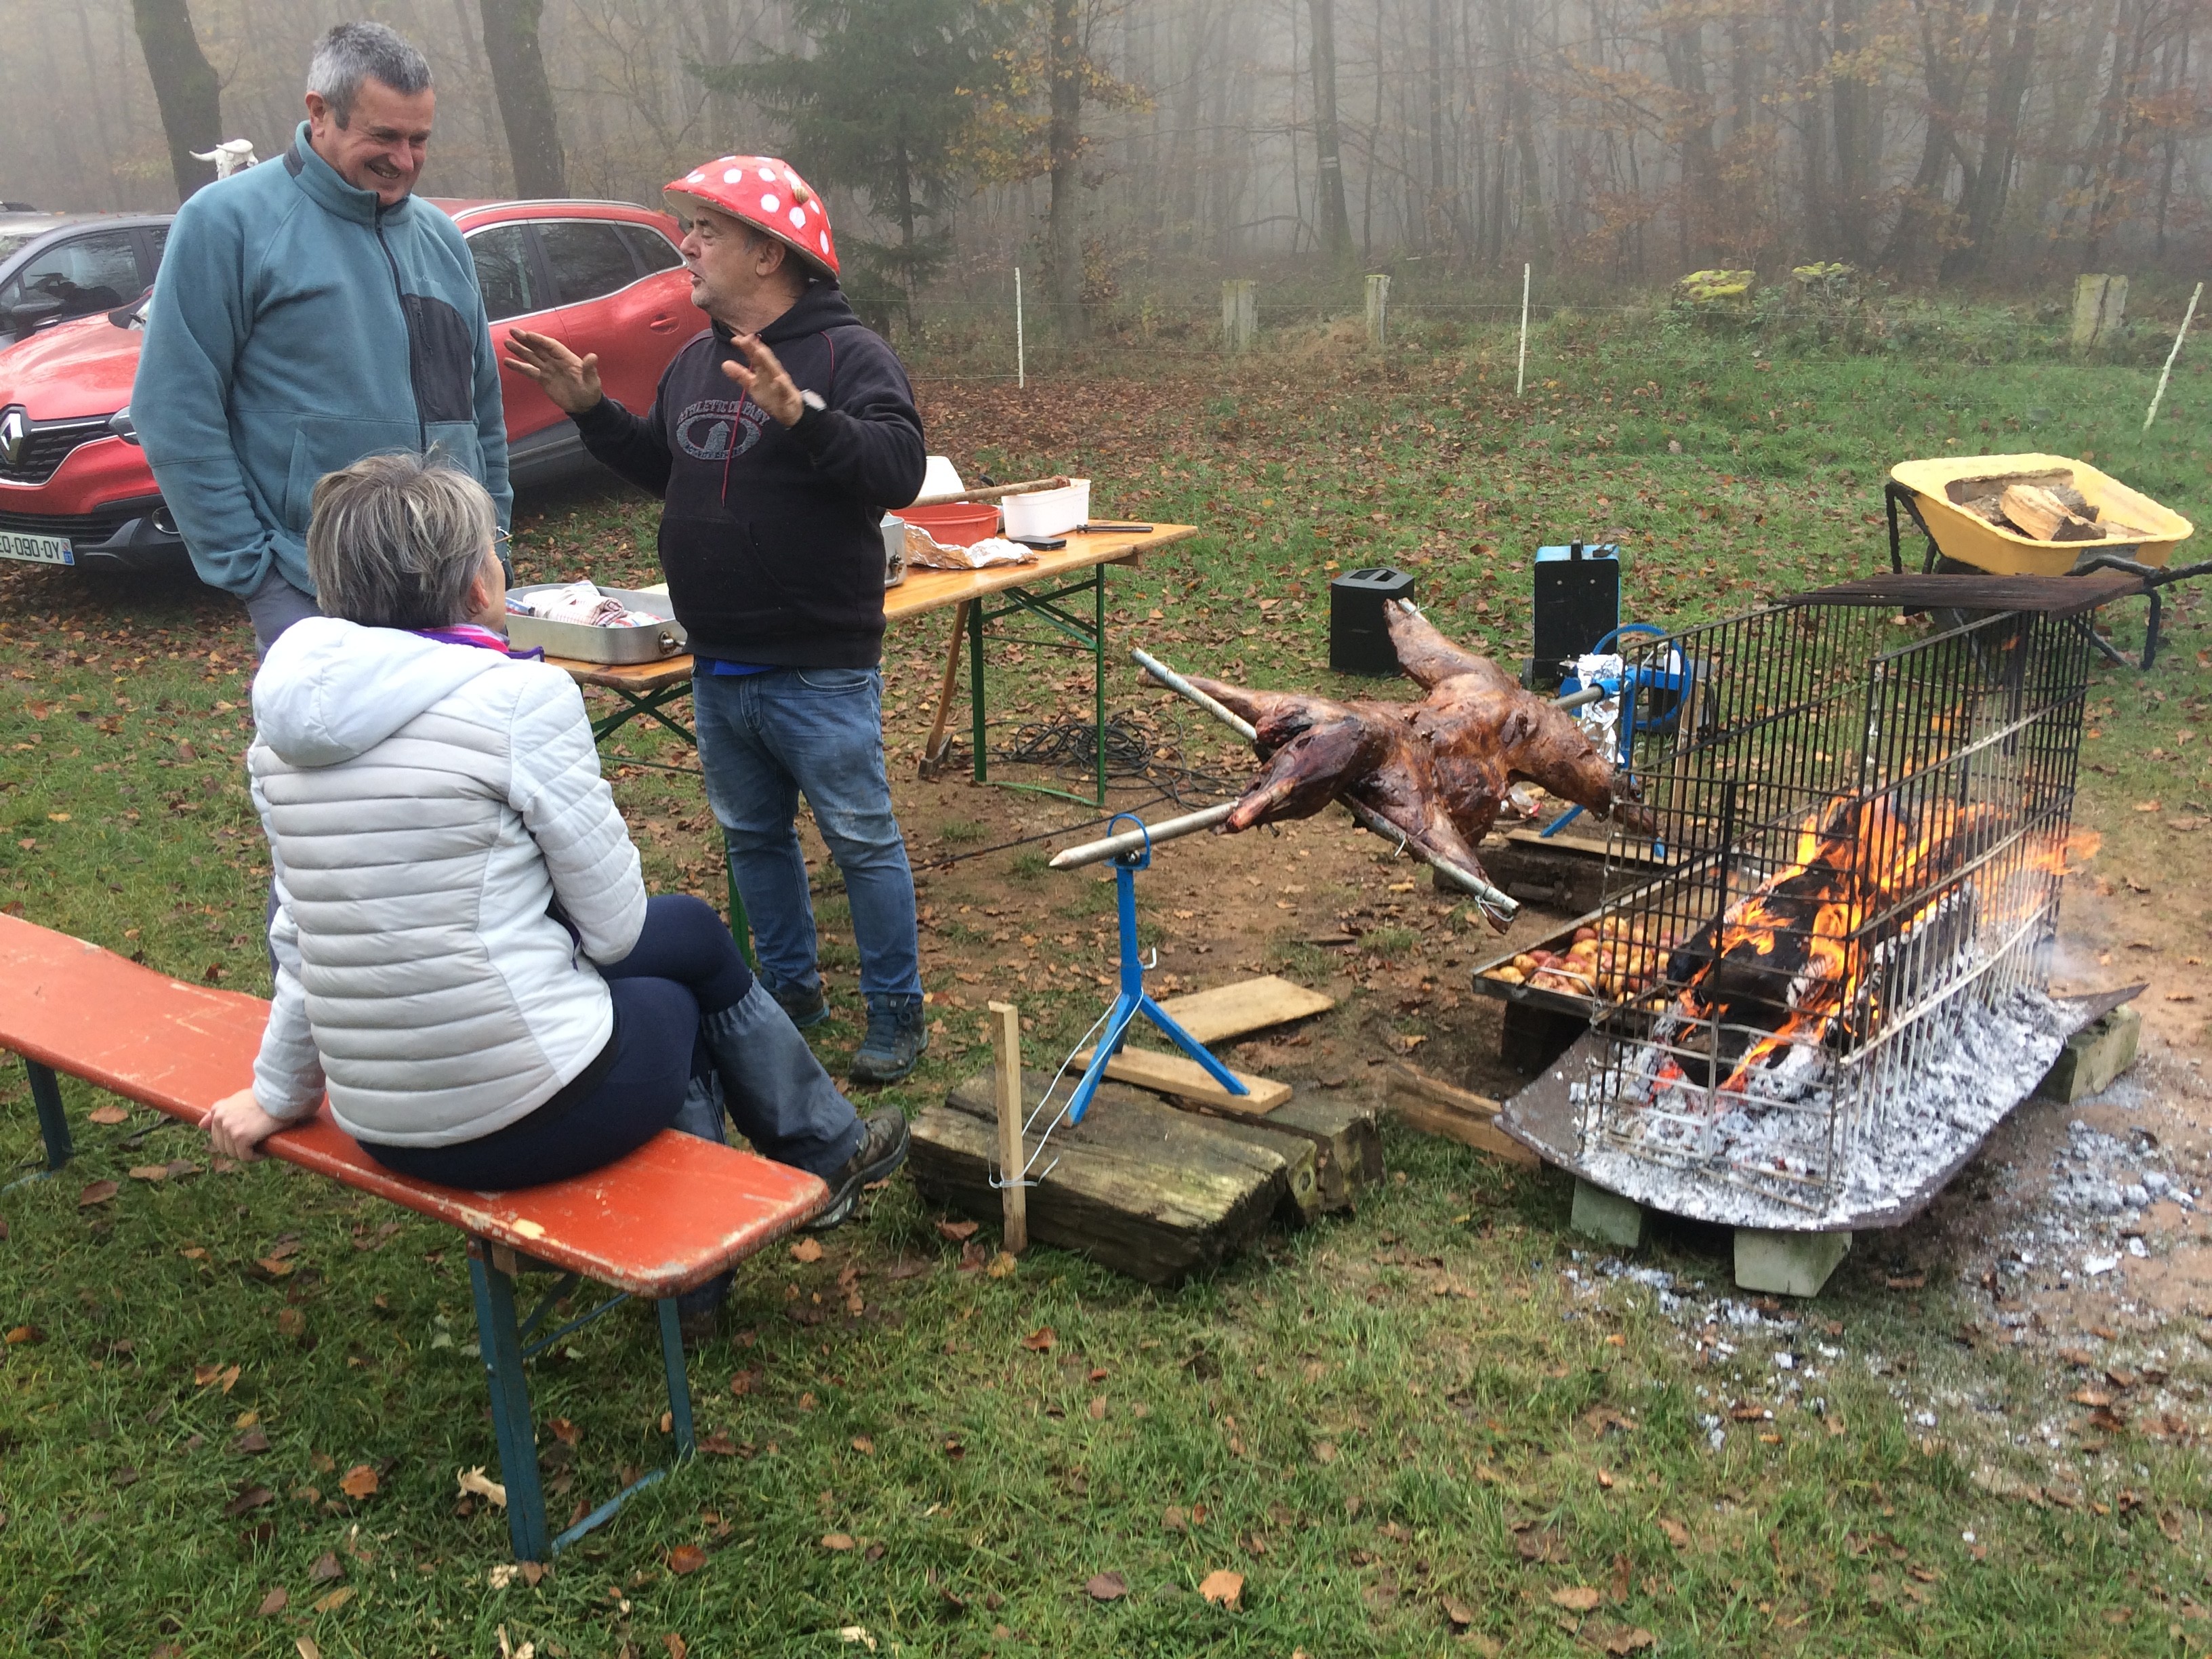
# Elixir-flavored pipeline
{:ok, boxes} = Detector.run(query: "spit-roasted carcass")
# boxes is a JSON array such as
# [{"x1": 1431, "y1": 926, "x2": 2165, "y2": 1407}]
[{"x1": 1186, "y1": 600, "x2": 1643, "y2": 929}]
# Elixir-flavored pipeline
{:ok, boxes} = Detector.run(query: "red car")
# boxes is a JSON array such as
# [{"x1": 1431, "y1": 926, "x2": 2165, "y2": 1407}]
[{"x1": 0, "y1": 198, "x2": 695, "y2": 573}]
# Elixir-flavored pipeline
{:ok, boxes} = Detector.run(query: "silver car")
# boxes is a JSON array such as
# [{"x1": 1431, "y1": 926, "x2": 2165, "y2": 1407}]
[{"x1": 0, "y1": 211, "x2": 173, "y2": 347}]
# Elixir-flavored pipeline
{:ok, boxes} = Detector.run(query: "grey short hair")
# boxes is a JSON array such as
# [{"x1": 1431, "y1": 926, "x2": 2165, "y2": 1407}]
[
  {"x1": 306, "y1": 452, "x2": 495, "y2": 630},
  {"x1": 307, "y1": 22, "x2": 432, "y2": 127}
]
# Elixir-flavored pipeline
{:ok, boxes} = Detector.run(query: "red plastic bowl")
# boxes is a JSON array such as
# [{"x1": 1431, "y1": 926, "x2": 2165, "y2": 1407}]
[{"x1": 899, "y1": 501, "x2": 999, "y2": 546}]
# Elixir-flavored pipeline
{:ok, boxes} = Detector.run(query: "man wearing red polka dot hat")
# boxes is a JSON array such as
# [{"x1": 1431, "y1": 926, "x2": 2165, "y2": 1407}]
[{"x1": 508, "y1": 157, "x2": 933, "y2": 1107}]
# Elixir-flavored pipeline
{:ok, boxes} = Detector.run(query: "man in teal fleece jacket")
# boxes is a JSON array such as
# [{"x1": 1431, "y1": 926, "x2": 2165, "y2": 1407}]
[{"x1": 134, "y1": 22, "x2": 509, "y2": 651}]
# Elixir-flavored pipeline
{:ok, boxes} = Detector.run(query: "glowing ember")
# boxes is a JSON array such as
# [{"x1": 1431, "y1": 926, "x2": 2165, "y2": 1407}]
[{"x1": 1652, "y1": 791, "x2": 2005, "y2": 1099}]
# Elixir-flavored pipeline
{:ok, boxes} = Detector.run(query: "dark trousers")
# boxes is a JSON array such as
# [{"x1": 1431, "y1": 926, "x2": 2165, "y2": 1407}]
[{"x1": 365, "y1": 895, "x2": 754, "y2": 1190}]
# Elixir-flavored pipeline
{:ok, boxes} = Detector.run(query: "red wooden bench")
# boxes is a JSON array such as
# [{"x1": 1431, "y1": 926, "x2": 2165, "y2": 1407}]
[{"x1": 0, "y1": 913, "x2": 830, "y2": 1560}]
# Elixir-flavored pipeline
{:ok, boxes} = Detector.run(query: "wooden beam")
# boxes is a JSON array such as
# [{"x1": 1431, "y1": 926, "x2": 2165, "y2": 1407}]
[
  {"x1": 1151, "y1": 975, "x2": 1336, "y2": 1045},
  {"x1": 1382, "y1": 1063, "x2": 1539, "y2": 1167},
  {"x1": 1072, "y1": 1045, "x2": 1292, "y2": 1115},
  {"x1": 911, "y1": 1070, "x2": 1293, "y2": 1284}
]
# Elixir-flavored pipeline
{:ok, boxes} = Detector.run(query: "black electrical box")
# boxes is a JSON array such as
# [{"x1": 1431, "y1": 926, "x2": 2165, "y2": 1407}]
[
  {"x1": 1329, "y1": 567, "x2": 1416, "y2": 675},
  {"x1": 1530, "y1": 541, "x2": 1620, "y2": 687}
]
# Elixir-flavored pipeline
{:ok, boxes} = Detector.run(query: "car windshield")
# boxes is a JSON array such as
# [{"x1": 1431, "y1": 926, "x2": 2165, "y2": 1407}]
[{"x1": 0, "y1": 232, "x2": 39, "y2": 261}]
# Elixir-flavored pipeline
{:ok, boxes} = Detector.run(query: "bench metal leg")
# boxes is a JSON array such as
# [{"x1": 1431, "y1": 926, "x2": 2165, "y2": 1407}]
[
  {"x1": 25, "y1": 1059, "x2": 71, "y2": 1172},
  {"x1": 466, "y1": 1242, "x2": 709, "y2": 1561},
  {"x1": 468, "y1": 1248, "x2": 552, "y2": 1561},
  {"x1": 657, "y1": 1298, "x2": 697, "y2": 1460}
]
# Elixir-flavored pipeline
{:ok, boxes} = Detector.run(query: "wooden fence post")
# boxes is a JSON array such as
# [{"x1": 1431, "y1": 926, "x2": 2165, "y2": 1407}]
[
  {"x1": 1365, "y1": 273, "x2": 1390, "y2": 347},
  {"x1": 989, "y1": 1000, "x2": 1027, "y2": 1253},
  {"x1": 1221, "y1": 280, "x2": 1256, "y2": 353},
  {"x1": 2072, "y1": 274, "x2": 2128, "y2": 350}
]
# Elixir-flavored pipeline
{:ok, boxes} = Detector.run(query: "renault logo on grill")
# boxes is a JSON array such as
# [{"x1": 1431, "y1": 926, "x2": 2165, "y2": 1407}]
[{"x1": 0, "y1": 408, "x2": 24, "y2": 470}]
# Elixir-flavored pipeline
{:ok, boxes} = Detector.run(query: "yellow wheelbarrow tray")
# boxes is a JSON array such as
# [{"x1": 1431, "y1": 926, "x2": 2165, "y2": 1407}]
[{"x1": 1887, "y1": 451, "x2": 2194, "y2": 577}]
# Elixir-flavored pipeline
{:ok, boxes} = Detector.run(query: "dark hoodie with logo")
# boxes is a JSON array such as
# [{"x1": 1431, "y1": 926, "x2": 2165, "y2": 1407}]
[{"x1": 571, "y1": 283, "x2": 925, "y2": 668}]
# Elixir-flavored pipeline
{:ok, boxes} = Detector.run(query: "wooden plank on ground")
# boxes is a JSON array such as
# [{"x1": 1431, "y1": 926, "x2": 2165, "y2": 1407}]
[
  {"x1": 909, "y1": 1070, "x2": 1290, "y2": 1284},
  {"x1": 1152, "y1": 976, "x2": 1336, "y2": 1045},
  {"x1": 1072, "y1": 1046, "x2": 1292, "y2": 1115},
  {"x1": 1383, "y1": 1061, "x2": 1540, "y2": 1167}
]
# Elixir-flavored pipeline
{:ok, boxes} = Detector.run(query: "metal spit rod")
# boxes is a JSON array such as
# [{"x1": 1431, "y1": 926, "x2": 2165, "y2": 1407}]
[
  {"x1": 1048, "y1": 802, "x2": 1240, "y2": 869},
  {"x1": 1125, "y1": 647, "x2": 1521, "y2": 920}
]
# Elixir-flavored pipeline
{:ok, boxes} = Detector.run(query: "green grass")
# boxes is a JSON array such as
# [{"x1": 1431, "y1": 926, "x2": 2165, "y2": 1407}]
[{"x1": 1, "y1": 306, "x2": 2210, "y2": 1652}]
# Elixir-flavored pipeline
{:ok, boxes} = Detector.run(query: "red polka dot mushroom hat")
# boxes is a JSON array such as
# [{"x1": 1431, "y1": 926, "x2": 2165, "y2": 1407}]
[{"x1": 665, "y1": 155, "x2": 839, "y2": 280}]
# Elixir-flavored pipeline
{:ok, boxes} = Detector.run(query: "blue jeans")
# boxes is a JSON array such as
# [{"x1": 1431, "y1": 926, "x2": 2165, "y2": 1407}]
[{"x1": 691, "y1": 667, "x2": 922, "y2": 1008}]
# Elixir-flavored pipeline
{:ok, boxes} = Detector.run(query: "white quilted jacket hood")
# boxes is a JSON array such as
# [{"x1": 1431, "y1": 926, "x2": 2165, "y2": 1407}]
[{"x1": 247, "y1": 617, "x2": 647, "y2": 1147}]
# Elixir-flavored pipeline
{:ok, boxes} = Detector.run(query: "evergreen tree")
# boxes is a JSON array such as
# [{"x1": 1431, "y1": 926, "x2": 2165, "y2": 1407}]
[{"x1": 697, "y1": 0, "x2": 1014, "y2": 325}]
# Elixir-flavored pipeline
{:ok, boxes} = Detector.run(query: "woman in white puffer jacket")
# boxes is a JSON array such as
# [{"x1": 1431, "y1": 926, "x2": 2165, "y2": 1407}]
[{"x1": 202, "y1": 453, "x2": 909, "y2": 1276}]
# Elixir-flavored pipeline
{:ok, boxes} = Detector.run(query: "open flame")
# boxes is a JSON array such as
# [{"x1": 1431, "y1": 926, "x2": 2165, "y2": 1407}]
[{"x1": 1652, "y1": 791, "x2": 2007, "y2": 1099}]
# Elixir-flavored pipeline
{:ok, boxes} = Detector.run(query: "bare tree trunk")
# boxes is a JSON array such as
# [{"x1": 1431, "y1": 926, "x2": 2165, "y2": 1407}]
[
  {"x1": 1046, "y1": 0, "x2": 1086, "y2": 338},
  {"x1": 1309, "y1": 0, "x2": 1355, "y2": 260},
  {"x1": 1830, "y1": 0, "x2": 1875, "y2": 260},
  {"x1": 1944, "y1": 0, "x2": 2038, "y2": 277},
  {"x1": 479, "y1": 0, "x2": 568, "y2": 199},
  {"x1": 129, "y1": 0, "x2": 221, "y2": 201},
  {"x1": 1660, "y1": 5, "x2": 1720, "y2": 264},
  {"x1": 1427, "y1": 0, "x2": 1448, "y2": 251},
  {"x1": 1502, "y1": 0, "x2": 1552, "y2": 268},
  {"x1": 1881, "y1": 0, "x2": 1975, "y2": 279},
  {"x1": 2156, "y1": 18, "x2": 2189, "y2": 258}
]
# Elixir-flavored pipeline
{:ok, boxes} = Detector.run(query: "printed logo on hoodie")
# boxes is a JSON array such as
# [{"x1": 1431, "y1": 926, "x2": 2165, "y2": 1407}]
[{"x1": 675, "y1": 396, "x2": 771, "y2": 462}]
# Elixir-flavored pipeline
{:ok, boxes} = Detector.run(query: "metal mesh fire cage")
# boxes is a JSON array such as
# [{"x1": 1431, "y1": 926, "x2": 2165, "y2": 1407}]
[{"x1": 1568, "y1": 596, "x2": 2094, "y2": 1221}]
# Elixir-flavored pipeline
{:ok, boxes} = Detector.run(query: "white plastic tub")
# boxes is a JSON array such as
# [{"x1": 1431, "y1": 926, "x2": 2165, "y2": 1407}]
[{"x1": 1001, "y1": 478, "x2": 1091, "y2": 540}]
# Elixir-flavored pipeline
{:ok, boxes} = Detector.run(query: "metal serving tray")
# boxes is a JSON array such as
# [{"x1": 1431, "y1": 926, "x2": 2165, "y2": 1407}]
[{"x1": 505, "y1": 586, "x2": 687, "y2": 665}]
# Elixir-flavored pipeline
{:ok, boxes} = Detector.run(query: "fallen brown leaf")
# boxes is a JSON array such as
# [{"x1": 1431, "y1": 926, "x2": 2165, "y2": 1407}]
[
  {"x1": 1198, "y1": 1569, "x2": 1244, "y2": 1609},
  {"x1": 77, "y1": 1179, "x2": 117, "y2": 1208},
  {"x1": 821, "y1": 1532, "x2": 856, "y2": 1551},
  {"x1": 223, "y1": 1485, "x2": 274, "y2": 1518},
  {"x1": 790, "y1": 1237, "x2": 824, "y2": 1263},
  {"x1": 1657, "y1": 1516, "x2": 1689, "y2": 1548},
  {"x1": 1441, "y1": 1594, "x2": 1478, "y2": 1627},
  {"x1": 852, "y1": 1435, "x2": 876, "y2": 1455},
  {"x1": 338, "y1": 1463, "x2": 379, "y2": 1500},
  {"x1": 127, "y1": 1164, "x2": 168, "y2": 1183},
  {"x1": 1550, "y1": 1586, "x2": 1602, "y2": 1612},
  {"x1": 310, "y1": 1586, "x2": 353, "y2": 1614},
  {"x1": 88, "y1": 1104, "x2": 130, "y2": 1126},
  {"x1": 308, "y1": 1551, "x2": 342, "y2": 1582},
  {"x1": 663, "y1": 1636, "x2": 687, "y2": 1659},
  {"x1": 232, "y1": 1426, "x2": 270, "y2": 1454},
  {"x1": 935, "y1": 1218, "x2": 979, "y2": 1242},
  {"x1": 255, "y1": 1586, "x2": 288, "y2": 1616},
  {"x1": 4, "y1": 1325, "x2": 43, "y2": 1345},
  {"x1": 669, "y1": 1543, "x2": 708, "y2": 1576},
  {"x1": 1604, "y1": 1628, "x2": 1657, "y2": 1654},
  {"x1": 1085, "y1": 1571, "x2": 1128, "y2": 1601},
  {"x1": 1021, "y1": 1326, "x2": 1057, "y2": 1352}
]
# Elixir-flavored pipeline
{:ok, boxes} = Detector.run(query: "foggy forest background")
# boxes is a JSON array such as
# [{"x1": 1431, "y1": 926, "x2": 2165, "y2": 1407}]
[{"x1": 1, "y1": 0, "x2": 2204, "y2": 336}]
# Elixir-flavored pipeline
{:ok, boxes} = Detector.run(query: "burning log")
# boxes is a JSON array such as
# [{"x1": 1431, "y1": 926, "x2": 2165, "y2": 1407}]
[
  {"x1": 1169, "y1": 602, "x2": 1644, "y2": 931},
  {"x1": 1651, "y1": 791, "x2": 1999, "y2": 1103}
]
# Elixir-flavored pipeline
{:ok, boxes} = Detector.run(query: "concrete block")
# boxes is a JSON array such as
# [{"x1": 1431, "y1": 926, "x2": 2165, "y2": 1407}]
[
  {"x1": 1571, "y1": 1179, "x2": 1643, "y2": 1249},
  {"x1": 2036, "y1": 1004, "x2": 2142, "y2": 1103},
  {"x1": 1734, "y1": 1228, "x2": 1852, "y2": 1298}
]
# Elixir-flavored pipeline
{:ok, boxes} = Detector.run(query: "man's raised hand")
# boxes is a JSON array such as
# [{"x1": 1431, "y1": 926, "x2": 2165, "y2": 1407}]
[
  {"x1": 720, "y1": 332, "x2": 805, "y2": 426},
  {"x1": 504, "y1": 328, "x2": 604, "y2": 413}
]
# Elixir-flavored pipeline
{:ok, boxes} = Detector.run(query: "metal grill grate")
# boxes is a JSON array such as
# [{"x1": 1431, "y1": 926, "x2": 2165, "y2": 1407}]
[{"x1": 1576, "y1": 602, "x2": 2094, "y2": 1212}]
